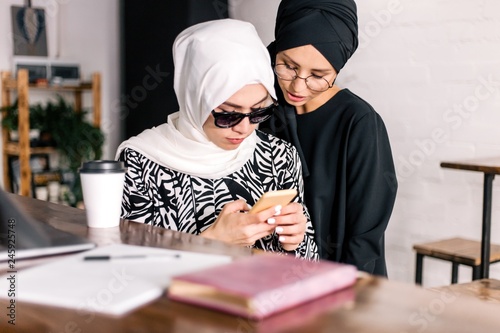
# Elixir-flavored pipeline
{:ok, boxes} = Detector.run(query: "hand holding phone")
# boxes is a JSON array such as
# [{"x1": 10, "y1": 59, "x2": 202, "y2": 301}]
[{"x1": 249, "y1": 189, "x2": 298, "y2": 214}]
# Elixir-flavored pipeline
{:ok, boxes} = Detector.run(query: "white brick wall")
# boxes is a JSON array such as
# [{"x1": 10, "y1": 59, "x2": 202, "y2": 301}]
[{"x1": 231, "y1": 0, "x2": 500, "y2": 286}]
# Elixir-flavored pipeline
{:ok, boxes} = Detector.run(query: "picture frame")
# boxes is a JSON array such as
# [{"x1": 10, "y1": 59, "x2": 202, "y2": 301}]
[{"x1": 11, "y1": 5, "x2": 48, "y2": 57}]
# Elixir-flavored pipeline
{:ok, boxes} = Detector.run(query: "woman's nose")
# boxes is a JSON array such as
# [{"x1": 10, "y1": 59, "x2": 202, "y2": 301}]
[
  {"x1": 290, "y1": 75, "x2": 308, "y2": 92},
  {"x1": 232, "y1": 116, "x2": 252, "y2": 133}
]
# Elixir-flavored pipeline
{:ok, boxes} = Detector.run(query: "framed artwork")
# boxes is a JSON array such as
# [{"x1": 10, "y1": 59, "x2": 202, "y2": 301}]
[{"x1": 11, "y1": 5, "x2": 48, "y2": 56}]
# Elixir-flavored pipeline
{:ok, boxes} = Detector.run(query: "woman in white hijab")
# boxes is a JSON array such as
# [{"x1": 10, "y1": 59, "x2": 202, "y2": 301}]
[{"x1": 116, "y1": 19, "x2": 318, "y2": 259}]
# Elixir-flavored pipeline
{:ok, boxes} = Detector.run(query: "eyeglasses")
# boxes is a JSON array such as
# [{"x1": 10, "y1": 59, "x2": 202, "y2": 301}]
[
  {"x1": 211, "y1": 102, "x2": 278, "y2": 128},
  {"x1": 274, "y1": 64, "x2": 334, "y2": 92}
]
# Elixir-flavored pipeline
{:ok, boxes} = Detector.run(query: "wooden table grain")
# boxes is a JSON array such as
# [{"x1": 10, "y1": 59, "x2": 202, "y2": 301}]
[
  {"x1": 429, "y1": 279, "x2": 500, "y2": 305},
  {"x1": 3, "y1": 194, "x2": 500, "y2": 333}
]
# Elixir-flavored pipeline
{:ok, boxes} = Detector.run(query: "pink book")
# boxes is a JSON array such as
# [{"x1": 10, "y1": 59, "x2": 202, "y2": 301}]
[{"x1": 168, "y1": 253, "x2": 357, "y2": 319}]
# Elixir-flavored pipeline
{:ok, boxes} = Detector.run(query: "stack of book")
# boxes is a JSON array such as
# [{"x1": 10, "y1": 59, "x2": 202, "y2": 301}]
[{"x1": 168, "y1": 253, "x2": 357, "y2": 319}]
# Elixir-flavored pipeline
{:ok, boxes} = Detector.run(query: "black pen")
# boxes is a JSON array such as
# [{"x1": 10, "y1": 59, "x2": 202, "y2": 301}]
[{"x1": 83, "y1": 253, "x2": 181, "y2": 261}]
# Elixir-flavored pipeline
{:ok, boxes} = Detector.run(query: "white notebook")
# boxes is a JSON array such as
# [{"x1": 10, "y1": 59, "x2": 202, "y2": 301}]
[{"x1": 0, "y1": 244, "x2": 232, "y2": 316}]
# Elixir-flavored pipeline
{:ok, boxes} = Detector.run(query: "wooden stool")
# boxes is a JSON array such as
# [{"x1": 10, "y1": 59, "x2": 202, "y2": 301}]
[
  {"x1": 413, "y1": 237, "x2": 500, "y2": 285},
  {"x1": 428, "y1": 279, "x2": 500, "y2": 305}
]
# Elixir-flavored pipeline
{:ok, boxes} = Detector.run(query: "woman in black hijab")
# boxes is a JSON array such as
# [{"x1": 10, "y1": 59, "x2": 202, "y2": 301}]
[{"x1": 263, "y1": 0, "x2": 397, "y2": 276}]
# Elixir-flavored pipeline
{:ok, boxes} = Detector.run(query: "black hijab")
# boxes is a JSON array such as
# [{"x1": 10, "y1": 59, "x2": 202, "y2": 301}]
[{"x1": 269, "y1": 0, "x2": 358, "y2": 73}]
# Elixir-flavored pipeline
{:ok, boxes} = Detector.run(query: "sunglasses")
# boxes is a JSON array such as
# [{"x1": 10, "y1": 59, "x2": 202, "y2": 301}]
[{"x1": 211, "y1": 102, "x2": 278, "y2": 128}]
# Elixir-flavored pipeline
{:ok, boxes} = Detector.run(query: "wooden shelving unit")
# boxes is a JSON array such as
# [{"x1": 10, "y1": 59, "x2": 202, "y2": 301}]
[{"x1": 1, "y1": 69, "x2": 101, "y2": 196}]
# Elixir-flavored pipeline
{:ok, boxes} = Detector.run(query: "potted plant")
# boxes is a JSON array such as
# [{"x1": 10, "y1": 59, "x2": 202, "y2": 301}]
[
  {"x1": 1, "y1": 96, "x2": 105, "y2": 206},
  {"x1": 45, "y1": 96, "x2": 105, "y2": 206},
  {"x1": 1, "y1": 100, "x2": 46, "y2": 144}
]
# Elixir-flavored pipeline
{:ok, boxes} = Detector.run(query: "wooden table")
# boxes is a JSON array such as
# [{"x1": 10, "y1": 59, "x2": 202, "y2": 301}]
[
  {"x1": 429, "y1": 279, "x2": 500, "y2": 305},
  {"x1": 441, "y1": 157, "x2": 500, "y2": 279},
  {"x1": 3, "y1": 194, "x2": 500, "y2": 333}
]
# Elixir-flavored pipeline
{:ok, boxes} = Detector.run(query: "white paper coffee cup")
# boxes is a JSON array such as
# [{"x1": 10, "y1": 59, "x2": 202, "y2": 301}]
[{"x1": 79, "y1": 160, "x2": 127, "y2": 228}]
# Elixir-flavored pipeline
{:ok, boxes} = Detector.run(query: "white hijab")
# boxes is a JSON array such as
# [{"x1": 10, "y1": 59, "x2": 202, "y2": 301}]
[{"x1": 115, "y1": 19, "x2": 277, "y2": 179}]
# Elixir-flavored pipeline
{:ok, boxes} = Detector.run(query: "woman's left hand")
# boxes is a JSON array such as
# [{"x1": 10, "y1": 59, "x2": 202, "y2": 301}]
[{"x1": 272, "y1": 202, "x2": 307, "y2": 251}]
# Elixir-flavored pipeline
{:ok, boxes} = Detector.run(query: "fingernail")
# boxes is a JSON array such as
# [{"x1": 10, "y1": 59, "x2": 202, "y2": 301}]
[
  {"x1": 274, "y1": 205, "x2": 282, "y2": 215},
  {"x1": 275, "y1": 226, "x2": 284, "y2": 233},
  {"x1": 279, "y1": 236, "x2": 286, "y2": 242},
  {"x1": 267, "y1": 218, "x2": 276, "y2": 225}
]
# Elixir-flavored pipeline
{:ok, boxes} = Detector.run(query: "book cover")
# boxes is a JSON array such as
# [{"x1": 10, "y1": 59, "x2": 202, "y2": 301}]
[
  {"x1": 169, "y1": 285, "x2": 355, "y2": 332},
  {"x1": 168, "y1": 253, "x2": 357, "y2": 319}
]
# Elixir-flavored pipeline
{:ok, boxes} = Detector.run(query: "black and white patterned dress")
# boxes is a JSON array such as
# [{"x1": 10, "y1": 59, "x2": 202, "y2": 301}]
[{"x1": 118, "y1": 131, "x2": 318, "y2": 260}]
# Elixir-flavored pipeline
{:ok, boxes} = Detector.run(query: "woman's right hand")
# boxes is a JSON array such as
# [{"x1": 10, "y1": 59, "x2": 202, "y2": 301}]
[{"x1": 200, "y1": 199, "x2": 277, "y2": 246}]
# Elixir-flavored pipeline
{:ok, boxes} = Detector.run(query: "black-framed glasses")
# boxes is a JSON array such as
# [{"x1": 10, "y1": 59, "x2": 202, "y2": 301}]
[
  {"x1": 274, "y1": 64, "x2": 334, "y2": 92},
  {"x1": 211, "y1": 102, "x2": 278, "y2": 128}
]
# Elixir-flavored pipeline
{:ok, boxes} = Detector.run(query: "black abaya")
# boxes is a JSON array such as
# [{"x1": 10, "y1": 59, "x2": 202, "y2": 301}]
[{"x1": 262, "y1": 89, "x2": 397, "y2": 276}]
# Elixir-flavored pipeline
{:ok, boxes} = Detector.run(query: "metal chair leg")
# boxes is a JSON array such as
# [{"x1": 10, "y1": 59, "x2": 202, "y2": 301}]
[
  {"x1": 416, "y1": 253, "x2": 424, "y2": 285},
  {"x1": 472, "y1": 266, "x2": 481, "y2": 280},
  {"x1": 451, "y1": 262, "x2": 459, "y2": 284}
]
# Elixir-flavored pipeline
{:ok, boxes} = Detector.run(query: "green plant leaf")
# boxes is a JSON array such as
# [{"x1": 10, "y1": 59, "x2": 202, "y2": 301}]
[{"x1": 2, "y1": 95, "x2": 105, "y2": 206}]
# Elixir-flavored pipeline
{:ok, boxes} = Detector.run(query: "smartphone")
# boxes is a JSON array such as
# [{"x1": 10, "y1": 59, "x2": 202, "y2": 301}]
[{"x1": 249, "y1": 189, "x2": 298, "y2": 214}]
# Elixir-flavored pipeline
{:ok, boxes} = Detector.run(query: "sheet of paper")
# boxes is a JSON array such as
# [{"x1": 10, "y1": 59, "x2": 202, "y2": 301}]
[{"x1": 0, "y1": 244, "x2": 232, "y2": 316}]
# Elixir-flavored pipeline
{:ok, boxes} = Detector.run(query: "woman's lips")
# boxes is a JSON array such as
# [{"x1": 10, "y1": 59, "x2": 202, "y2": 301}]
[
  {"x1": 287, "y1": 91, "x2": 305, "y2": 102},
  {"x1": 227, "y1": 138, "x2": 244, "y2": 145}
]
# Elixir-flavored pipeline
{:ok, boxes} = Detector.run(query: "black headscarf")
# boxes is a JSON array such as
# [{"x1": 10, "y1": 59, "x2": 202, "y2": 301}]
[{"x1": 269, "y1": 0, "x2": 358, "y2": 73}]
